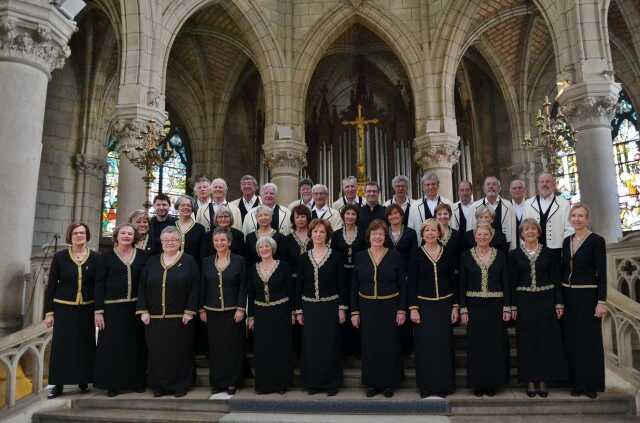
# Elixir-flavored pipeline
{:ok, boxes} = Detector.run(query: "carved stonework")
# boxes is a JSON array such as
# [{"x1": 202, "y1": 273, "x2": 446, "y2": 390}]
[
  {"x1": 344, "y1": 0, "x2": 367, "y2": 9},
  {"x1": 73, "y1": 153, "x2": 107, "y2": 177},
  {"x1": 263, "y1": 146, "x2": 307, "y2": 172},
  {"x1": 0, "y1": 16, "x2": 72, "y2": 75},
  {"x1": 560, "y1": 94, "x2": 619, "y2": 130},
  {"x1": 414, "y1": 134, "x2": 460, "y2": 170}
]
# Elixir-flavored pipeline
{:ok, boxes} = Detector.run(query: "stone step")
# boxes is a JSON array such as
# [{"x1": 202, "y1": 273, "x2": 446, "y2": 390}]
[{"x1": 33, "y1": 408, "x2": 225, "y2": 423}]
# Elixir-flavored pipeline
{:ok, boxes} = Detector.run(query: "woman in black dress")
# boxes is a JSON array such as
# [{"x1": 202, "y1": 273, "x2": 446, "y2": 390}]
[
  {"x1": 129, "y1": 210, "x2": 152, "y2": 254},
  {"x1": 464, "y1": 205, "x2": 509, "y2": 253},
  {"x1": 175, "y1": 195, "x2": 208, "y2": 264},
  {"x1": 435, "y1": 203, "x2": 462, "y2": 258},
  {"x1": 200, "y1": 228, "x2": 247, "y2": 395},
  {"x1": 136, "y1": 226, "x2": 199, "y2": 397},
  {"x1": 296, "y1": 219, "x2": 347, "y2": 396},
  {"x1": 459, "y1": 223, "x2": 511, "y2": 397},
  {"x1": 510, "y1": 218, "x2": 567, "y2": 398},
  {"x1": 94, "y1": 223, "x2": 148, "y2": 397},
  {"x1": 409, "y1": 219, "x2": 458, "y2": 398},
  {"x1": 562, "y1": 203, "x2": 607, "y2": 398},
  {"x1": 247, "y1": 235, "x2": 295, "y2": 394},
  {"x1": 245, "y1": 206, "x2": 286, "y2": 265},
  {"x1": 45, "y1": 223, "x2": 101, "y2": 399},
  {"x1": 331, "y1": 204, "x2": 366, "y2": 356},
  {"x1": 201, "y1": 206, "x2": 246, "y2": 257},
  {"x1": 351, "y1": 219, "x2": 406, "y2": 398}
]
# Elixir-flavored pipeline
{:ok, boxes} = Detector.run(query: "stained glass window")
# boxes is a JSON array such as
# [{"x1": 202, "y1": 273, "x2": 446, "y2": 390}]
[
  {"x1": 100, "y1": 122, "x2": 191, "y2": 238},
  {"x1": 555, "y1": 90, "x2": 640, "y2": 232}
]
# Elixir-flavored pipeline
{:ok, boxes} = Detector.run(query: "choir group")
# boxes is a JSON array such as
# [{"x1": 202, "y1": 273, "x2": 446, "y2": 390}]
[{"x1": 43, "y1": 172, "x2": 607, "y2": 400}]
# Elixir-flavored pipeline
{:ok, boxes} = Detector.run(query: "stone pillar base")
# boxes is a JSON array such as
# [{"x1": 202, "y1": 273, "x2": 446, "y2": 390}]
[{"x1": 262, "y1": 126, "x2": 307, "y2": 206}]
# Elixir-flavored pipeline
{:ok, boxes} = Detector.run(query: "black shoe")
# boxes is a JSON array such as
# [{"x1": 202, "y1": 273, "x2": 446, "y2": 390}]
[
  {"x1": 47, "y1": 385, "x2": 63, "y2": 399},
  {"x1": 485, "y1": 389, "x2": 496, "y2": 397},
  {"x1": 435, "y1": 392, "x2": 449, "y2": 398},
  {"x1": 473, "y1": 389, "x2": 483, "y2": 397},
  {"x1": 279, "y1": 389, "x2": 287, "y2": 395},
  {"x1": 538, "y1": 382, "x2": 548, "y2": 398},
  {"x1": 570, "y1": 389, "x2": 583, "y2": 397},
  {"x1": 227, "y1": 387, "x2": 237, "y2": 395},
  {"x1": 585, "y1": 391, "x2": 598, "y2": 399},
  {"x1": 307, "y1": 388, "x2": 321, "y2": 395},
  {"x1": 383, "y1": 388, "x2": 394, "y2": 398},
  {"x1": 327, "y1": 388, "x2": 338, "y2": 397},
  {"x1": 366, "y1": 387, "x2": 377, "y2": 398},
  {"x1": 78, "y1": 384, "x2": 90, "y2": 393},
  {"x1": 153, "y1": 390, "x2": 164, "y2": 397},
  {"x1": 107, "y1": 389, "x2": 120, "y2": 398},
  {"x1": 174, "y1": 390, "x2": 187, "y2": 398},
  {"x1": 526, "y1": 382, "x2": 536, "y2": 398},
  {"x1": 420, "y1": 389, "x2": 430, "y2": 399}
]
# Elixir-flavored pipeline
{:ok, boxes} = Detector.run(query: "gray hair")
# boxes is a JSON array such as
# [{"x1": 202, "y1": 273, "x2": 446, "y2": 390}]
[
  {"x1": 538, "y1": 172, "x2": 555, "y2": 182},
  {"x1": 214, "y1": 206, "x2": 235, "y2": 226},
  {"x1": 256, "y1": 235, "x2": 278, "y2": 255},
  {"x1": 255, "y1": 205, "x2": 274, "y2": 218},
  {"x1": 420, "y1": 172, "x2": 440, "y2": 185},
  {"x1": 484, "y1": 176, "x2": 502, "y2": 188},
  {"x1": 211, "y1": 178, "x2": 228, "y2": 192},
  {"x1": 342, "y1": 176, "x2": 357, "y2": 187},
  {"x1": 212, "y1": 227, "x2": 233, "y2": 244},
  {"x1": 160, "y1": 226, "x2": 181, "y2": 240},
  {"x1": 240, "y1": 174, "x2": 258, "y2": 186},
  {"x1": 311, "y1": 183, "x2": 329, "y2": 194},
  {"x1": 510, "y1": 178, "x2": 525, "y2": 188},
  {"x1": 260, "y1": 182, "x2": 278, "y2": 195},
  {"x1": 174, "y1": 195, "x2": 195, "y2": 210},
  {"x1": 392, "y1": 175, "x2": 410, "y2": 187},
  {"x1": 474, "y1": 204, "x2": 496, "y2": 219}
]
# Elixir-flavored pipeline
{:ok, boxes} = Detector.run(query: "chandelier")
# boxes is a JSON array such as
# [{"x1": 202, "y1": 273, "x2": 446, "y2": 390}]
[
  {"x1": 523, "y1": 96, "x2": 576, "y2": 175},
  {"x1": 119, "y1": 119, "x2": 173, "y2": 211}
]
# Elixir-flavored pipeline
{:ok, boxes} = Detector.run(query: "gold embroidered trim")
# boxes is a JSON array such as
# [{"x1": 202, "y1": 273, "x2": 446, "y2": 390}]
[
  {"x1": 255, "y1": 297, "x2": 289, "y2": 307},
  {"x1": 68, "y1": 248, "x2": 90, "y2": 304},
  {"x1": 516, "y1": 285, "x2": 554, "y2": 292},
  {"x1": 114, "y1": 247, "x2": 137, "y2": 300},
  {"x1": 176, "y1": 219, "x2": 196, "y2": 248},
  {"x1": 203, "y1": 305, "x2": 244, "y2": 312},
  {"x1": 302, "y1": 294, "x2": 339, "y2": 303},
  {"x1": 160, "y1": 252, "x2": 183, "y2": 317},
  {"x1": 562, "y1": 283, "x2": 597, "y2": 289},
  {"x1": 367, "y1": 248, "x2": 388, "y2": 298},
  {"x1": 359, "y1": 291, "x2": 399, "y2": 300},
  {"x1": 440, "y1": 228, "x2": 452, "y2": 246},
  {"x1": 53, "y1": 298, "x2": 95, "y2": 305},
  {"x1": 389, "y1": 225, "x2": 404, "y2": 247},
  {"x1": 568, "y1": 231, "x2": 592, "y2": 281},
  {"x1": 309, "y1": 248, "x2": 332, "y2": 300},
  {"x1": 522, "y1": 244, "x2": 542, "y2": 290},
  {"x1": 422, "y1": 245, "x2": 443, "y2": 298},
  {"x1": 136, "y1": 234, "x2": 149, "y2": 250},
  {"x1": 150, "y1": 314, "x2": 183, "y2": 319},
  {"x1": 214, "y1": 255, "x2": 231, "y2": 310},
  {"x1": 104, "y1": 297, "x2": 138, "y2": 304},
  {"x1": 293, "y1": 232, "x2": 310, "y2": 255},
  {"x1": 470, "y1": 247, "x2": 498, "y2": 295},
  {"x1": 466, "y1": 291, "x2": 504, "y2": 298},
  {"x1": 417, "y1": 293, "x2": 453, "y2": 301},
  {"x1": 257, "y1": 260, "x2": 280, "y2": 303}
]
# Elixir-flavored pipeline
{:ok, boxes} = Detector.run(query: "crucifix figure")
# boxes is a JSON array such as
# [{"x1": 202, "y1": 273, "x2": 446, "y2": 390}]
[{"x1": 342, "y1": 104, "x2": 379, "y2": 196}]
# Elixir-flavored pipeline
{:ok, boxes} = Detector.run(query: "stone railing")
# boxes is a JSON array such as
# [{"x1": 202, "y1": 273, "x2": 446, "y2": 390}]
[{"x1": 604, "y1": 232, "x2": 640, "y2": 390}]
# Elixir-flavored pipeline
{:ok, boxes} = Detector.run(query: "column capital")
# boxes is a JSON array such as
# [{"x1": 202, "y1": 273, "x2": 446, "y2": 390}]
[
  {"x1": 413, "y1": 132, "x2": 460, "y2": 170},
  {"x1": 0, "y1": 1, "x2": 78, "y2": 78},
  {"x1": 557, "y1": 80, "x2": 621, "y2": 131},
  {"x1": 263, "y1": 124, "x2": 308, "y2": 172},
  {"x1": 109, "y1": 105, "x2": 168, "y2": 147}
]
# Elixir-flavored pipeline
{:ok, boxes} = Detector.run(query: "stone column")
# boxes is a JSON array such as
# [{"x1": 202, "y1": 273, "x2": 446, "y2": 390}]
[
  {"x1": 72, "y1": 153, "x2": 107, "y2": 249},
  {"x1": 115, "y1": 157, "x2": 146, "y2": 224},
  {"x1": 262, "y1": 125, "x2": 307, "y2": 206},
  {"x1": 0, "y1": 3, "x2": 77, "y2": 334},
  {"x1": 413, "y1": 132, "x2": 460, "y2": 199},
  {"x1": 558, "y1": 80, "x2": 623, "y2": 242}
]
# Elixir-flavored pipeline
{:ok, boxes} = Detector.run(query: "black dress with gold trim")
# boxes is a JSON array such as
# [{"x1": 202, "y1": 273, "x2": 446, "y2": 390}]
[
  {"x1": 176, "y1": 219, "x2": 208, "y2": 266},
  {"x1": 440, "y1": 227, "x2": 462, "y2": 261},
  {"x1": 45, "y1": 248, "x2": 102, "y2": 386},
  {"x1": 94, "y1": 248, "x2": 149, "y2": 391},
  {"x1": 463, "y1": 229, "x2": 509, "y2": 254},
  {"x1": 561, "y1": 232, "x2": 606, "y2": 393},
  {"x1": 331, "y1": 227, "x2": 366, "y2": 355},
  {"x1": 245, "y1": 229, "x2": 286, "y2": 265},
  {"x1": 459, "y1": 248, "x2": 511, "y2": 390},
  {"x1": 136, "y1": 234, "x2": 153, "y2": 255},
  {"x1": 247, "y1": 260, "x2": 295, "y2": 393},
  {"x1": 351, "y1": 249, "x2": 406, "y2": 390},
  {"x1": 408, "y1": 245, "x2": 458, "y2": 394},
  {"x1": 200, "y1": 253, "x2": 247, "y2": 391},
  {"x1": 283, "y1": 231, "x2": 311, "y2": 357},
  {"x1": 201, "y1": 227, "x2": 246, "y2": 258},
  {"x1": 136, "y1": 252, "x2": 200, "y2": 394},
  {"x1": 297, "y1": 249, "x2": 347, "y2": 391},
  {"x1": 509, "y1": 245, "x2": 567, "y2": 383}
]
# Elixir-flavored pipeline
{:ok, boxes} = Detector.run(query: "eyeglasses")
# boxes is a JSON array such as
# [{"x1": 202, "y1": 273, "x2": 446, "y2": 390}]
[{"x1": 161, "y1": 238, "x2": 180, "y2": 243}]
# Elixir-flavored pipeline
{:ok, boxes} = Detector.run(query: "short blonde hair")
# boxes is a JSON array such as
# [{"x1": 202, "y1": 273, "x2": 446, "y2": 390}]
[
  {"x1": 569, "y1": 202, "x2": 591, "y2": 219},
  {"x1": 519, "y1": 218, "x2": 542, "y2": 238},
  {"x1": 475, "y1": 204, "x2": 495, "y2": 220},
  {"x1": 420, "y1": 218, "x2": 442, "y2": 239},
  {"x1": 474, "y1": 222, "x2": 495, "y2": 238}
]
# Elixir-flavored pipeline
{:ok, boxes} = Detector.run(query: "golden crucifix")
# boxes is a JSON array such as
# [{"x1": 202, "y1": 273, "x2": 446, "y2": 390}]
[{"x1": 342, "y1": 104, "x2": 379, "y2": 196}]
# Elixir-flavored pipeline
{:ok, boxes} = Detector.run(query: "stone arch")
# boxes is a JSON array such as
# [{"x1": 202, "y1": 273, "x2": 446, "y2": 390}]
[
  {"x1": 602, "y1": 312, "x2": 618, "y2": 356},
  {"x1": 0, "y1": 356, "x2": 11, "y2": 408},
  {"x1": 293, "y1": 2, "x2": 424, "y2": 134},
  {"x1": 159, "y1": 0, "x2": 284, "y2": 123},
  {"x1": 15, "y1": 346, "x2": 38, "y2": 396},
  {"x1": 620, "y1": 278, "x2": 631, "y2": 297}
]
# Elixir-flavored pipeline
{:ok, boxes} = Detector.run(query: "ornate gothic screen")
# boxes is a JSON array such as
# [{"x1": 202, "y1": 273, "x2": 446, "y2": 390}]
[{"x1": 555, "y1": 90, "x2": 640, "y2": 232}]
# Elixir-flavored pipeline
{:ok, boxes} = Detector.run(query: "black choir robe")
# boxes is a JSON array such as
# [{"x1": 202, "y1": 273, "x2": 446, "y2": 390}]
[
  {"x1": 245, "y1": 230, "x2": 286, "y2": 265},
  {"x1": 176, "y1": 220, "x2": 208, "y2": 265},
  {"x1": 136, "y1": 252, "x2": 199, "y2": 394},
  {"x1": 463, "y1": 228, "x2": 509, "y2": 253},
  {"x1": 351, "y1": 249, "x2": 406, "y2": 389},
  {"x1": 94, "y1": 249, "x2": 148, "y2": 391},
  {"x1": 297, "y1": 250, "x2": 348, "y2": 391},
  {"x1": 509, "y1": 246, "x2": 567, "y2": 383},
  {"x1": 149, "y1": 216, "x2": 176, "y2": 255},
  {"x1": 459, "y1": 248, "x2": 511, "y2": 390},
  {"x1": 45, "y1": 249, "x2": 102, "y2": 386},
  {"x1": 386, "y1": 226, "x2": 418, "y2": 273},
  {"x1": 247, "y1": 261, "x2": 295, "y2": 393},
  {"x1": 440, "y1": 227, "x2": 462, "y2": 260},
  {"x1": 200, "y1": 253, "x2": 247, "y2": 390},
  {"x1": 201, "y1": 227, "x2": 246, "y2": 258},
  {"x1": 282, "y1": 232, "x2": 312, "y2": 276},
  {"x1": 358, "y1": 203, "x2": 387, "y2": 233},
  {"x1": 561, "y1": 233, "x2": 607, "y2": 393},
  {"x1": 136, "y1": 233, "x2": 153, "y2": 255},
  {"x1": 408, "y1": 245, "x2": 458, "y2": 394}
]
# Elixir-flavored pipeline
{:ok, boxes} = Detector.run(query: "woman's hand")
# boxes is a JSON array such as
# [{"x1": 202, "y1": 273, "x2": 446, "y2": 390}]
[
  {"x1": 247, "y1": 317, "x2": 255, "y2": 331},
  {"x1": 141, "y1": 313, "x2": 151, "y2": 325},
  {"x1": 182, "y1": 313, "x2": 193, "y2": 325},
  {"x1": 502, "y1": 311, "x2": 512, "y2": 322},
  {"x1": 410, "y1": 309, "x2": 421, "y2": 324},
  {"x1": 595, "y1": 303, "x2": 607, "y2": 318},
  {"x1": 556, "y1": 306, "x2": 564, "y2": 319},
  {"x1": 460, "y1": 312, "x2": 469, "y2": 326},
  {"x1": 234, "y1": 309, "x2": 245, "y2": 323},
  {"x1": 291, "y1": 314, "x2": 296, "y2": 325},
  {"x1": 199, "y1": 311, "x2": 207, "y2": 323},
  {"x1": 44, "y1": 315, "x2": 54, "y2": 329},
  {"x1": 351, "y1": 314, "x2": 360, "y2": 329},
  {"x1": 338, "y1": 309, "x2": 346, "y2": 324},
  {"x1": 396, "y1": 311, "x2": 406, "y2": 326},
  {"x1": 451, "y1": 307, "x2": 459, "y2": 324},
  {"x1": 296, "y1": 313, "x2": 304, "y2": 326},
  {"x1": 95, "y1": 313, "x2": 105, "y2": 330},
  {"x1": 511, "y1": 310, "x2": 518, "y2": 321}
]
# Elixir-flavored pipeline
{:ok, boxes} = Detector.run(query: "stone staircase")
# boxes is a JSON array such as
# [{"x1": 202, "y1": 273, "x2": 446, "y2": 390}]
[{"x1": 31, "y1": 325, "x2": 639, "y2": 422}]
